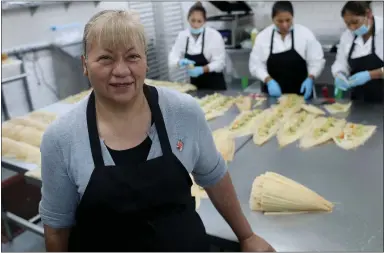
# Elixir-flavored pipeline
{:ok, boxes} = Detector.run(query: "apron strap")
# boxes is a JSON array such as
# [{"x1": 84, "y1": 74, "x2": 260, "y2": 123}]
[
  {"x1": 185, "y1": 37, "x2": 189, "y2": 55},
  {"x1": 371, "y1": 19, "x2": 376, "y2": 53},
  {"x1": 269, "y1": 29, "x2": 294, "y2": 55},
  {"x1": 185, "y1": 30, "x2": 206, "y2": 56},
  {"x1": 348, "y1": 36, "x2": 357, "y2": 60},
  {"x1": 201, "y1": 30, "x2": 205, "y2": 54},
  {"x1": 269, "y1": 30, "x2": 275, "y2": 55},
  {"x1": 86, "y1": 92, "x2": 105, "y2": 167},
  {"x1": 143, "y1": 85, "x2": 173, "y2": 157}
]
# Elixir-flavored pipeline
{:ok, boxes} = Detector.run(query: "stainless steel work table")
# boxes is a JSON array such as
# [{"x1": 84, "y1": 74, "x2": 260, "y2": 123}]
[
  {"x1": 12, "y1": 91, "x2": 383, "y2": 251},
  {"x1": 197, "y1": 101, "x2": 383, "y2": 251}
]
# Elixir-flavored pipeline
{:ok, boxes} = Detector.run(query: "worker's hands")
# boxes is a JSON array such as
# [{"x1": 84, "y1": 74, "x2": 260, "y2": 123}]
[
  {"x1": 348, "y1": 71, "x2": 371, "y2": 87},
  {"x1": 188, "y1": 66, "x2": 204, "y2": 78},
  {"x1": 267, "y1": 79, "x2": 282, "y2": 97},
  {"x1": 240, "y1": 234, "x2": 275, "y2": 252},
  {"x1": 178, "y1": 58, "x2": 195, "y2": 68},
  {"x1": 300, "y1": 77, "x2": 313, "y2": 100},
  {"x1": 334, "y1": 73, "x2": 350, "y2": 96}
]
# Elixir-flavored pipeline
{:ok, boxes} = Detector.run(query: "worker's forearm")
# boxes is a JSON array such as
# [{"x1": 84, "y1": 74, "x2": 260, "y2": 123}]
[
  {"x1": 44, "y1": 225, "x2": 70, "y2": 252},
  {"x1": 205, "y1": 172, "x2": 253, "y2": 242},
  {"x1": 203, "y1": 65, "x2": 210, "y2": 73},
  {"x1": 264, "y1": 76, "x2": 273, "y2": 83},
  {"x1": 369, "y1": 68, "x2": 384, "y2": 80}
]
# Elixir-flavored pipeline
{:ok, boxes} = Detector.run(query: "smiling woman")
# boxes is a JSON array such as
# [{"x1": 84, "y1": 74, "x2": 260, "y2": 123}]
[
  {"x1": 39, "y1": 9, "x2": 274, "y2": 252},
  {"x1": 81, "y1": 9, "x2": 147, "y2": 105}
]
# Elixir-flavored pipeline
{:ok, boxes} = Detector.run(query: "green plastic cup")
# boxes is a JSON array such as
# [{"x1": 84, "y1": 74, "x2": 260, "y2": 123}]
[
  {"x1": 335, "y1": 88, "x2": 343, "y2": 99},
  {"x1": 241, "y1": 77, "x2": 248, "y2": 89}
]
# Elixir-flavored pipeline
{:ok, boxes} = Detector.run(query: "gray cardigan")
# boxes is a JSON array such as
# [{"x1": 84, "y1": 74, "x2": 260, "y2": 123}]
[{"x1": 39, "y1": 86, "x2": 227, "y2": 228}]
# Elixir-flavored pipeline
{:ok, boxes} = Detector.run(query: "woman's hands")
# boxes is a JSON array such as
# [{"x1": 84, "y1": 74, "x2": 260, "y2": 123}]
[
  {"x1": 240, "y1": 233, "x2": 275, "y2": 252},
  {"x1": 178, "y1": 58, "x2": 195, "y2": 68}
]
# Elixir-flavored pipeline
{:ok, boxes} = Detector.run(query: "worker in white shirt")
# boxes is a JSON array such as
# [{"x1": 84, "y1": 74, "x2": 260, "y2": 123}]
[
  {"x1": 332, "y1": 1, "x2": 383, "y2": 103},
  {"x1": 168, "y1": 2, "x2": 227, "y2": 90},
  {"x1": 249, "y1": 1, "x2": 325, "y2": 99}
]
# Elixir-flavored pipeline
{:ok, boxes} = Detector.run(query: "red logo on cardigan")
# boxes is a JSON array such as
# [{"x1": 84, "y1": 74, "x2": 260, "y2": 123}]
[{"x1": 176, "y1": 140, "x2": 183, "y2": 151}]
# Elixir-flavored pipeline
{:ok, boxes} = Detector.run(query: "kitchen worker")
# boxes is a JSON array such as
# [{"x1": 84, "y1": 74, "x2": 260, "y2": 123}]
[
  {"x1": 249, "y1": 1, "x2": 325, "y2": 99},
  {"x1": 168, "y1": 2, "x2": 227, "y2": 90},
  {"x1": 39, "y1": 9, "x2": 274, "y2": 252},
  {"x1": 332, "y1": 1, "x2": 383, "y2": 103}
]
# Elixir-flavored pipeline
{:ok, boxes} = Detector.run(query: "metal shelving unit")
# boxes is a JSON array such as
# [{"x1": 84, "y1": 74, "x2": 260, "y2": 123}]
[
  {"x1": 1, "y1": 59, "x2": 33, "y2": 121},
  {"x1": 153, "y1": 2, "x2": 188, "y2": 83}
]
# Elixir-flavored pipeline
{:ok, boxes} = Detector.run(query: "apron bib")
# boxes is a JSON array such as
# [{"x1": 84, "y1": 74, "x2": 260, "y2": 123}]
[
  {"x1": 263, "y1": 29, "x2": 309, "y2": 97},
  {"x1": 348, "y1": 19, "x2": 384, "y2": 104},
  {"x1": 68, "y1": 85, "x2": 209, "y2": 252},
  {"x1": 185, "y1": 30, "x2": 227, "y2": 90}
]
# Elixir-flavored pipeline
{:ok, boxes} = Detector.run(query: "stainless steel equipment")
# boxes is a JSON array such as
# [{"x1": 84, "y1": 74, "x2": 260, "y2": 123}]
[
  {"x1": 206, "y1": 1, "x2": 253, "y2": 49},
  {"x1": 51, "y1": 42, "x2": 90, "y2": 100}
]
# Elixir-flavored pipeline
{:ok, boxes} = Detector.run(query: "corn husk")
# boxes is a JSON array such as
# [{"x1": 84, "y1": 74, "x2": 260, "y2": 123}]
[
  {"x1": 300, "y1": 117, "x2": 346, "y2": 149},
  {"x1": 228, "y1": 109, "x2": 263, "y2": 138},
  {"x1": 2, "y1": 122, "x2": 44, "y2": 147},
  {"x1": 276, "y1": 111, "x2": 316, "y2": 147},
  {"x1": 250, "y1": 171, "x2": 334, "y2": 214},
  {"x1": 235, "y1": 95, "x2": 252, "y2": 112},
  {"x1": 301, "y1": 104, "x2": 325, "y2": 115},
  {"x1": 2, "y1": 137, "x2": 41, "y2": 165},
  {"x1": 8, "y1": 117, "x2": 48, "y2": 131},
  {"x1": 62, "y1": 89, "x2": 92, "y2": 104},
  {"x1": 212, "y1": 128, "x2": 235, "y2": 162},
  {"x1": 324, "y1": 102, "x2": 352, "y2": 114},
  {"x1": 333, "y1": 122, "x2": 376, "y2": 150},
  {"x1": 27, "y1": 111, "x2": 57, "y2": 125}
]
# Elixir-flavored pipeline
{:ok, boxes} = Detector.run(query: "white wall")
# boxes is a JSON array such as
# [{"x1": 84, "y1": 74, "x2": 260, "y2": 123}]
[
  {"x1": 2, "y1": 2, "x2": 131, "y2": 118},
  {"x1": 3, "y1": 1, "x2": 383, "y2": 118},
  {"x1": 182, "y1": 1, "x2": 384, "y2": 43}
]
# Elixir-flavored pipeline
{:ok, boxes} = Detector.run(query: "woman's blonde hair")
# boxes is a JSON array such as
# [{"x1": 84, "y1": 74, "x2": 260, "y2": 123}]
[{"x1": 82, "y1": 9, "x2": 147, "y2": 57}]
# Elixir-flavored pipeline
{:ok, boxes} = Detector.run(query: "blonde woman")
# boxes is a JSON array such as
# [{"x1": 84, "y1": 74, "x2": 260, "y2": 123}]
[{"x1": 39, "y1": 10, "x2": 274, "y2": 252}]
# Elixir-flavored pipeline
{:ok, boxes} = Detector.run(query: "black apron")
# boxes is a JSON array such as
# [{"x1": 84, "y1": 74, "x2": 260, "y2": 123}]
[
  {"x1": 263, "y1": 30, "x2": 309, "y2": 97},
  {"x1": 67, "y1": 85, "x2": 209, "y2": 252},
  {"x1": 348, "y1": 19, "x2": 384, "y2": 104},
  {"x1": 185, "y1": 30, "x2": 227, "y2": 90}
]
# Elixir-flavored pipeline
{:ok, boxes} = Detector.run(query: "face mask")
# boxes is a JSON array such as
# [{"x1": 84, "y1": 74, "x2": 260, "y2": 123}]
[
  {"x1": 353, "y1": 18, "x2": 370, "y2": 36},
  {"x1": 190, "y1": 25, "x2": 204, "y2": 35},
  {"x1": 274, "y1": 25, "x2": 293, "y2": 33}
]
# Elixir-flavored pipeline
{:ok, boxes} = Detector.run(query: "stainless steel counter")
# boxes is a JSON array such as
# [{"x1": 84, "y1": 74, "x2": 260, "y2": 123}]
[
  {"x1": 197, "y1": 100, "x2": 383, "y2": 251},
  {"x1": 16, "y1": 91, "x2": 383, "y2": 251}
]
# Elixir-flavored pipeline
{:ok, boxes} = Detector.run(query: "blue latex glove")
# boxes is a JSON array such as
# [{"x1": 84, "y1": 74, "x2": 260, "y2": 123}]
[
  {"x1": 334, "y1": 73, "x2": 350, "y2": 96},
  {"x1": 300, "y1": 77, "x2": 313, "y2": 100},
  {"x1": 188, "y1": 66, "x2": 204, "y2": 78},
  {"x1": 348, "y1": 71, "x2": 371, "y2": 87},
  {"x1": 267, "y1": 79, "x2": 282, "y2": 97},
  {"x1": 178, "y1": 58, "x2": 195, "y2": 68}
]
